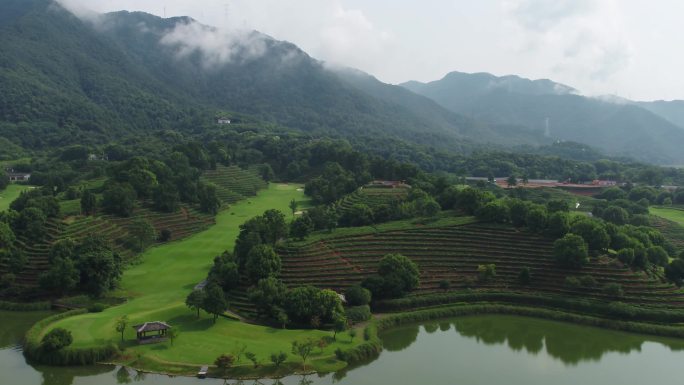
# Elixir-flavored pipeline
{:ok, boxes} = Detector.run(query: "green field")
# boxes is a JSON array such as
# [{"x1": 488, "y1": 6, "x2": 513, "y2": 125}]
[
  {"x1": 0, "y1": 184, "x2": 32, "y2": 212},
  {"x1": 651, "y1": 207, "x2": 684, "y2": 225},
  {"x1": 46, "y1": 183, "x2": 359, "y2": 372}
]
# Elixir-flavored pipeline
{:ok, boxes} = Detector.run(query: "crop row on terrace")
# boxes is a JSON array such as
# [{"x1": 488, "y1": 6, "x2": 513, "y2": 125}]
[
  {"x1": 0, "y1": 219, "x2": 63, "y2": 287},
  {"x1": 201, "y1": 165, "x2": 267, "y2": 205},
  {"x1": 335, "y1": 187, "x2": 409, "y2": 213},
  {"x1": 277, "y1": 222, "x2": 684, "y2": 308},
  {"x1": 650, "y1": 215, "x2": 684, "y2": 253},
  {"x1": 1, "y1": 166, "x2": 269, "y2": 293}
]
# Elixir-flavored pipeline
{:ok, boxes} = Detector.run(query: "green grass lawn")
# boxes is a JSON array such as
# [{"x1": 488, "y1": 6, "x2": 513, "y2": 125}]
[
  {"x1": 47, "y1": 183, "x2": 360, "y2": 371},
  {"x1": 0, "y1": 184, "x2": 32, "y2": 212},
  {"x1": 651, "y1": 206, "x2": 684, "y2": 225}
]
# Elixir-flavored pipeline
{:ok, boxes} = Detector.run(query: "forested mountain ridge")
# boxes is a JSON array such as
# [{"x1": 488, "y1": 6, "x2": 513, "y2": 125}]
[
  {"x1": 402, "y1": 71, "x2": 684, "y2": 164},
  {"x1": 0, "y1": 0, "x2": 506, "y2": 156}
]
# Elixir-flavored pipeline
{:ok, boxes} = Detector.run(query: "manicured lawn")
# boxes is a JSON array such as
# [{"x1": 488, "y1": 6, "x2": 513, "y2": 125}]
[
  {"x1": 651, "y1": 207, "x2": 684, "y2": 226},
  {"x1": 47, "y1": 183, "x2": 359, "y2": 370},
  {"x1": 0, "y1": 184, "x2": 32, "y2": 212}
]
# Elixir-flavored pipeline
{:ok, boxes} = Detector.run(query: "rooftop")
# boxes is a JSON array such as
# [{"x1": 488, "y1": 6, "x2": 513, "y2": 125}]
[{"x1": 132, "y1": 321, "x2": 171, "y2": 333}]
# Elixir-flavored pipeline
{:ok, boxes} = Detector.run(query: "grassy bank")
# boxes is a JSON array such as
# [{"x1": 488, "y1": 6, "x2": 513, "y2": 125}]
[
  {"x1": 0, "y1": 184, "x2": 32, "y2": 212},
  {"x1": 41, "y1": 184, "x2": 362, "y2": 372}
]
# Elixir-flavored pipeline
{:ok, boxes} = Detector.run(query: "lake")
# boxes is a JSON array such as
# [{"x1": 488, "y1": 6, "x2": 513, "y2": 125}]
[{"x1": 4, "y1": 311, "x2": 684, "y2": 385}]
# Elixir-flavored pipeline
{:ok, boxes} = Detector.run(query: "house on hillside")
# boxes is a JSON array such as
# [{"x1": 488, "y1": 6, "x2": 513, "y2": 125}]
[
  {"x1": 6, "y1": 168, "x2": 31, "y2": 182},
  {"x1": 217, "y1": 117, "x2": 232, "y2": 125}
]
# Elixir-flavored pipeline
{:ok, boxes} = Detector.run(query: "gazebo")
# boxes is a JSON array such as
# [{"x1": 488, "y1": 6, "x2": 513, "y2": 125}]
[{"x1": 132, "y1": 321, "x2": 171, "y2": 344}]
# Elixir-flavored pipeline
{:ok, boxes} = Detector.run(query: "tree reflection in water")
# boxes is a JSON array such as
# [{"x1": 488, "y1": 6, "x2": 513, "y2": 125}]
[
  {"x1": 451, "y1": 315, "x2": 684, "y2": 365},
  {"x1": 377, "y1": 315, "x2": 684, "y2": 366}
]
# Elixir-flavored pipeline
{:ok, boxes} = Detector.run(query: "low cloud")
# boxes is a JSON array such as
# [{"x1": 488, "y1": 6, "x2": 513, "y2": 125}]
[
  {"x1": 54, "y1": 0, "x2": 100, "y2": 20},
  {"x1": 159, "y1": 21, "x2": 269, "y2": 68}
]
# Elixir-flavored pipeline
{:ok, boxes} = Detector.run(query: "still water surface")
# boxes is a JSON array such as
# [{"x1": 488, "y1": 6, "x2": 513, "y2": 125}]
[{"x1": 4, "y1": 311, "x2": 684, "y2": 385}]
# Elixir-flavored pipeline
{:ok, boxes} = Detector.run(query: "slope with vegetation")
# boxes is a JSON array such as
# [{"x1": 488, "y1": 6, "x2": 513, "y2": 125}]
[{"x1": 279, "y1": 222, "x2": 684, "y2": 307}]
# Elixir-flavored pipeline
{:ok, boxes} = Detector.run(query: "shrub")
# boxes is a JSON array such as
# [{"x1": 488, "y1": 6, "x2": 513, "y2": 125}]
[
  {"x1": 438, "y1": 279, "x2": 451, "y2": 291},
  {"x1": 346, "y1": 305, "x2": 372, "y2": 323},
  {"x1": 0, "y1": 300, "x2": 50, "y2": 311},
  {"x1": 159, "y1": 229, "x2": 172, "y2": 242},
  {"x1": 41, "y1": 328, "x2": 73, "y2": 351},
  {"x1": 579, "y1": 275, "x2": 598, "y2": 288},
  {"x1": 564, "y1": 276, "x2": 581, "y2": 289},
  {"x1": 214, "y1": 354, "x2": 235, "y2": 371},
  {"x1": 647, "y1": 246, "x2": 669, "y2": 267},
  {"x1": 617, "y1": 248, "x2": 635, "y2": 266},
  {"x1": 345, "y1": 285, "x2": 371, "y2": 306},
  {"x1": 666, "y1": 259, "x2": 684, "y2": 286},
  {"x1": 477, "y1": 264, "x2": 496, "y2": 282},
  {"x1": 87, "y1": 303, "x2": 107, "y2": 313},
  {"x1": 270, "y1": 351, "x2": 287, "y2": 368},
  {"x1": 518, "y1": 267, "x2": 531, "y2": 285},
  {"x1": 603, "y1": 283, "x2": 624, "y2": 298}
]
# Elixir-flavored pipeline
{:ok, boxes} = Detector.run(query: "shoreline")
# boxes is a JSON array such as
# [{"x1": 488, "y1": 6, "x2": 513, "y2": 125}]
[{"x1": 22, "y1": 301, "x2": 684, "y2": 380}]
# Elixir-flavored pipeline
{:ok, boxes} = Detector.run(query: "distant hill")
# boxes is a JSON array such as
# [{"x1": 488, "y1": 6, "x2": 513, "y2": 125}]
[
  {"x1": 636, "y1": 100, "x2": 684, "y2": 130},
  {"x1": 402, "y1": 71, "x2": 684, "y2": 164}
]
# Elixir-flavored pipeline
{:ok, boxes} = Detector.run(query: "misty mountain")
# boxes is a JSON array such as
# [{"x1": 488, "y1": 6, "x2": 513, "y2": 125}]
[
  {"x1": 0, "y1": 0, "x2": 512, "y2": 156},
  {"x1": 402, "y1": 71, "x2": 684, "y2": 164},
  {"x1": 635, "y1": 100, "x2": 684, "y2": 130}
]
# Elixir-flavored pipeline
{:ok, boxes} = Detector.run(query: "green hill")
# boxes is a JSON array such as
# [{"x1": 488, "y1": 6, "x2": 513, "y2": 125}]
[{"x1": 0, "y1": 0, "x2": 489, "y2": 156}]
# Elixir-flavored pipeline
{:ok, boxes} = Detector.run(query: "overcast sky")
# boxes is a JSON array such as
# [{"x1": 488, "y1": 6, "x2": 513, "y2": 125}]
[{"x1": 59, "y1": 0, "x2": 684, "y2": 101}]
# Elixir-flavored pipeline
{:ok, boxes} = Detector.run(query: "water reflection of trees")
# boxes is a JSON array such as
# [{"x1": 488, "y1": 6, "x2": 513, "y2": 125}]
[
  {"x1": 36, "y1": 363, "x2": 113, "y2": 385},
  {"x1": 382, "y1": 325, "x2": 420, "y2": 351},
  {"x1": 453, "y1": 316, "x2": 684, "y2": 365}
]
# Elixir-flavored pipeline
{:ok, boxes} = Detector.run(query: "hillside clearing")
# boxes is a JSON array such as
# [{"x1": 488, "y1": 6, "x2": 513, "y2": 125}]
[{"x1": 0, "y1": 184, "x2": 32, "y2": 212}]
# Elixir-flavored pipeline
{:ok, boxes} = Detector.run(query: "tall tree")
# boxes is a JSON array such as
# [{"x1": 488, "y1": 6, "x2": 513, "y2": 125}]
[
  {"x1": 80, "y1": 190, "x2": 97, "y2": 215},
  {"x1": 202, "y1": 283, "x2": 228, "y2": 323},
  {"x1": 115, "y1": 315, "x2": 129, "y2": 341},
  {"x1": 289, "y1": 199, "x2": 298, "y2": 217},
  {"x1": 245, "y1": 244, "x2": 281, "y2": 283},
  {"x1": 186, "y1": 289, "x2": 206, "y2": 318},
  {"x1": 129, "y1": 219, "x2": 157, "y2": 251}
]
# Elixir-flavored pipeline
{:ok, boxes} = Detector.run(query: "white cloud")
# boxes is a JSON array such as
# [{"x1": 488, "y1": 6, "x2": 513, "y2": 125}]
[
  {"x1": 504, "y1": 0, "x2": 633, "y2": 84},
  {"x1": 159, "y1": 21, "x2": 268, "y2": 68}
]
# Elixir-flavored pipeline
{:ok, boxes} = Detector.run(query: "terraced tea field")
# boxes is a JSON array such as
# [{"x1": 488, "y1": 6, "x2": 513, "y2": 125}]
[
  {"x1": 2, "y1": 166, "x2": 268, "y2": 290},
  {"x1": 2, "y1": 219, "x2": 63, "y2": 287},
  {"x1": 336, "y1": 186, "x2": 409, "y2": 213},
  {"x1": 278, "y1": 222, "x2": 684, "y2": 308},
  {"x1": 201, "y1": 165, "x2": 267, "y2": 205}
]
